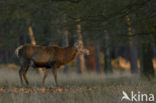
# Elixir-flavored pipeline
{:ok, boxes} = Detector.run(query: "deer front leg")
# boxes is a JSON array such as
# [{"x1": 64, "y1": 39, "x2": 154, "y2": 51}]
[
  {"x1": 42, "y1": 69, "x2": 50, "y2": 87},
  {"x1": 23, "y1": 65, "x2": 30, "y2": 87},
  {"x1": 52, "y1": 68, "x2": 58, "y2": 87},
  {"x1": 19, "y1": 66, "x2": 24, "y2": 86}
]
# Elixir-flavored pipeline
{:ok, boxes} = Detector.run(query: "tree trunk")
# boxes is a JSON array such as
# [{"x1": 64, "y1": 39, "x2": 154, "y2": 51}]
[
  {"x1": 63, "y1": 16, "x2": 70, "y2": 73},
  {"x1": 129, "y1": 46, "x2": 138, "y2": 73},
  {"x1": 103, "y1": 31, "x2": 112, "y2": 74},
  {"x1": 76, "y1": 18, "x2": 86, "y2": 74},
  {"x1": 28, "y1": 26, "x2": 43, "y2": 74},
  {"x1": 140, "y1": 42, "x2": 154, "y2": 79},
  {"x1": 125, "y1": 12, "x2": 138, "y2": 74},
  {"x1": 28, "y1": 26, "x2": 36, "y2": 45},
  {"x1": 95, "y1": 45, "x2": 101, "y2": 73}
]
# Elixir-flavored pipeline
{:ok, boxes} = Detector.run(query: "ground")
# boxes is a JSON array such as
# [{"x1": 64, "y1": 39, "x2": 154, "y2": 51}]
[{"x1": 0, "y1": 68, "x2": 155, "y2": 103}]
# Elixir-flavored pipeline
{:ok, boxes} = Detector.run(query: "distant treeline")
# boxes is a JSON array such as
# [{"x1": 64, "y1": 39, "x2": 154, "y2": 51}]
[{"x1": 0, "y1": 0, "x2": 156, "y2": 78}]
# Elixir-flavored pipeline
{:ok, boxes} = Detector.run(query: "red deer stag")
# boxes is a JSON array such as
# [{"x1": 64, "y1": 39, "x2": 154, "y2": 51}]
[{"x1": 15, "y1": 41, "x2": 89, "y2": 87}]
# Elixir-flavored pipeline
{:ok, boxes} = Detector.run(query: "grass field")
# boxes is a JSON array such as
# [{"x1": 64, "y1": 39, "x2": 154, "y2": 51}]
[{"x1": 0, "y1": 68, "x2": 156, "y2": 103}]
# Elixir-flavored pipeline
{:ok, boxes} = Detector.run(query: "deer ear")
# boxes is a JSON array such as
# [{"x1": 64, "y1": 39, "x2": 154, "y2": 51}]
[
  {"x1": 86, "y1": 49, "x2": 90, "y2": 55},
  {"x1": 79, "y1": 40, "x2": 83, "y2": 45},
  {"x1": 84, "y1": 49, "x2": 90, "y2": 55},
  {"x1": 74, "y1": 42, "x2": 78, "y2": 48}
]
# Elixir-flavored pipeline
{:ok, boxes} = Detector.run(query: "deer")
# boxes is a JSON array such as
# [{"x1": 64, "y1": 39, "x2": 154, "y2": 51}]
[{"x1": 15, "y1": 40, "x2": 89, "y2": 87}]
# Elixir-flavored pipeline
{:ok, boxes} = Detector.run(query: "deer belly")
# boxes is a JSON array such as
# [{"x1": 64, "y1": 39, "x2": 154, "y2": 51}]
[{"x1": 30, "y1": 60, "x2": 51, "y2": 68}]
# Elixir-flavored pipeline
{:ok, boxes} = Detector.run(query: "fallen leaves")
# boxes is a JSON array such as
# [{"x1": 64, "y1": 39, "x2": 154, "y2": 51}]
[{"x1": 0, "y1": 86, "x2": 101, "y2": 93}]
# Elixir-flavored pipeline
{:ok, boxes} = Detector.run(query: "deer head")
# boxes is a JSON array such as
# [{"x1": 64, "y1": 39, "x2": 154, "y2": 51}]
[{"x1": 74, "y1": 40, "x2": 90, "y2": 55}]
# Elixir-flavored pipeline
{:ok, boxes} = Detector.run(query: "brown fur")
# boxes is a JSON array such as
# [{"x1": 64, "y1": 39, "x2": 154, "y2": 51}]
[
  {"x1": 18, "y1": 44, "x2": 79, "y2": 68},
  {"x1": 16, "y1": 43, "x2": 82, "y2": 87}
]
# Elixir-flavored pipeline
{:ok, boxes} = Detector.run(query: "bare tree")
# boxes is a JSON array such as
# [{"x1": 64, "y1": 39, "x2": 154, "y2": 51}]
[
  {"x1": 76, "y1": 18, "x2": 86, "y2": 74},
  {"x1": 62, "y1": 16, "x2": 70, "y2": 73},
  {"x1": 103, "y1": 31, "x2": 112, "y2": 74},
  {"x1": 28, "y1": 26, "x2": 36, "y2": 45},
  {"x1": 125, "y1": 12, "x2": 138, "y2": 74},
  {"x1": 95, "y1": 45, "x2": 101, "y2": 73},
  {"x1": 140, "y1": 42, "x2": 154, "y2": 79}
]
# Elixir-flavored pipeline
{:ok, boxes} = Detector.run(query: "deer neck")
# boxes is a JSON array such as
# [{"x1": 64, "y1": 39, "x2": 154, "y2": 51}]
[{"x1": 63, "y1": 47, "x2": 79, "y2": 64}]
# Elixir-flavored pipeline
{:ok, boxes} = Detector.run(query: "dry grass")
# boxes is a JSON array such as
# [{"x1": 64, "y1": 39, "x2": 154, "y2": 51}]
[{"x1": 0, "y1": 68, "x2": 156, "y2": 103}]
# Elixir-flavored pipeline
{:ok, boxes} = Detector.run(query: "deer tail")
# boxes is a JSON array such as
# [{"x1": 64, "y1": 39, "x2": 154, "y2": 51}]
[{"x1": 15, "y1": 45, "x2": 23, "y2": 57}]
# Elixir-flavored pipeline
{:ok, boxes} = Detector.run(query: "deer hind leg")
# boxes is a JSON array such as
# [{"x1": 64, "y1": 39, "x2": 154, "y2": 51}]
[
  {"x1": 42, "y1": 69, "x2": 50, "y2": 87},
  {"x1": 19, "y1": 62, "x2": 30, "y2": 87},
  {"x1": 52, "y1": 68, "x2": 58, "y2": 87}
]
